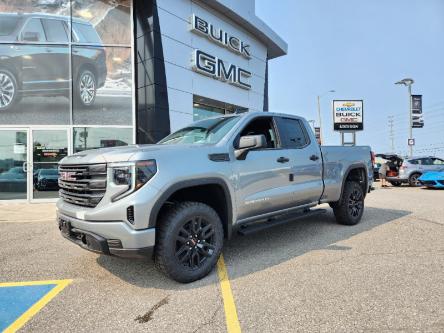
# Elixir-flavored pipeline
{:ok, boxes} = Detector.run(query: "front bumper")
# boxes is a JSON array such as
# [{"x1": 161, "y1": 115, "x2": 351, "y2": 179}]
[
  {"x1": 419, "y1": 179, "x2": 444, "y2": 188},
  {"x1": 57, "y1": 212, "x2": 155, "y2": 259}
]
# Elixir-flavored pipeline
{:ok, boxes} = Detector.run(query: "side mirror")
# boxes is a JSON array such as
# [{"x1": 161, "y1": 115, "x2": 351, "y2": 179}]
[
  {"x1": 235, "y1": 134, "x2": 267, "y2": 159},
  {"x1": 22, "y1": 32, "x2": 40, "y2": 42}
]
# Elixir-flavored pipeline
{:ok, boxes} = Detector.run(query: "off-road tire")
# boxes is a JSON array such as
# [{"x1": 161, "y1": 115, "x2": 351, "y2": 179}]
[
  {"x1": 333, "y1": 181, "x2": 364, "y2": 225},
  {"x1": 408, "y1": 173, "x2": 421, "y2": 187},
  {"x1": 155, "y1": 201, "x2": 224, "y2": 283}
]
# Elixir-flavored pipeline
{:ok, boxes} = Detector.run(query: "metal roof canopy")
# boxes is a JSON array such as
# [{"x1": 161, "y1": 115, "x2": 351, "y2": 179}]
[{"x1": 199, "y1": 0, "x2": 288, "y2": 59}]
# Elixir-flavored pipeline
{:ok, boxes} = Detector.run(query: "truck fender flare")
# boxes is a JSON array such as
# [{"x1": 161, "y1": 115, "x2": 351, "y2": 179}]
[
  {"x1": 339, "y1": 163, "x2": 369, "y2": 201},
  {"x1": 148, "y1": 178, "x2": 234, "y2": 238}
]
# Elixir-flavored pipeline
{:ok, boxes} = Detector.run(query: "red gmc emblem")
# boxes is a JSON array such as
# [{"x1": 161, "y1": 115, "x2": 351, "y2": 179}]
[{"x1": 60, "y1": 171, "x2": 77, "y2": 181}]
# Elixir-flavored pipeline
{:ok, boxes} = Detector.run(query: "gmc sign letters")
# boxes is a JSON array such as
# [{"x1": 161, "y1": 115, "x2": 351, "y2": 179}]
[
  {"x1": 193, "y1": 50, "x2": 251, "y2": 90},
  {"x1": 190, "y1": 14, "x2": 252, "y2": 90}
]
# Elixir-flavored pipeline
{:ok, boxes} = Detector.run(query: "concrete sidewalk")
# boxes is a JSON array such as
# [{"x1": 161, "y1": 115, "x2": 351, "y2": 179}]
[{"x1": 0, "y1": 203, "x2": 56, "y2": 223}]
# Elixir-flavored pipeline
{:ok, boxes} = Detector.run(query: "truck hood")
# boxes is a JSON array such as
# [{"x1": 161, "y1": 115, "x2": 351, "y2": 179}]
[{"x1": 60, "y1": 144, "x2": 210, "y2": 164}]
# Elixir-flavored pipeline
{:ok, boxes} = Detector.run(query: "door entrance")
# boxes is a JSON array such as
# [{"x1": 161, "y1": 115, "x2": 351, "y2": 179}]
[
  {"x1": 0, "y1": 127, "x2": 69, "y2": 202},
  {"x1": 0, "y1": 129, "x2": 28, "y2": 200},
  {"x1": 31, "y1": 129, "x2": 69, "y2": 201}
]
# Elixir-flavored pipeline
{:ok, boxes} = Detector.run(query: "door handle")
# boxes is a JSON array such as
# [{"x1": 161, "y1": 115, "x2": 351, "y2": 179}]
[
  {"x1": 277, "y1": 156, "x2": 290, "y2": 163},
  {"x1": 23, "y1": 162, "x2": 28, "y2": 172},
  {"x1": 310, "y1": 155, "x2": 319, "y2": 161}
]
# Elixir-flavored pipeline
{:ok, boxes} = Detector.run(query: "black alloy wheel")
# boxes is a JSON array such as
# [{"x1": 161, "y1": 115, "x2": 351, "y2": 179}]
[
  {"x1": 175, "y1": 216, "x2": 216, "y2": 270},
  {"x1": 155, "y1": 201, "x2": 224, "y2": 283},
  {"x1": 333, "y1": 181, "x2": 365, "y2": 225},
  {"x1": 348, "y1": 188, "x2": 363, "y2": 218}
]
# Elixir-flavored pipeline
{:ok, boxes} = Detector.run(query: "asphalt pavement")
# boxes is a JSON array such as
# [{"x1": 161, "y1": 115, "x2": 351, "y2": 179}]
[{"x1": 0, "y1": 184, "x2": 443, "y2": 332}]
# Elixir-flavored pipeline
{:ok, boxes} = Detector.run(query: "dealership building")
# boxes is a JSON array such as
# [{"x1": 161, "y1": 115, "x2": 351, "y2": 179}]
[{"x1": 0, "y1": 0, "x2": 287, "y2": 202}]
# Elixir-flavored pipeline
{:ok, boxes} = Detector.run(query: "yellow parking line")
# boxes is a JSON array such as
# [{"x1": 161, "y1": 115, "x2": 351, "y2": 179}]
[
  {"x1": 217, "y1": 255, "x2": 241, "y2": 333},
  {"x1": 1, "y1": 279, "x2": 72, "y2": 333}
]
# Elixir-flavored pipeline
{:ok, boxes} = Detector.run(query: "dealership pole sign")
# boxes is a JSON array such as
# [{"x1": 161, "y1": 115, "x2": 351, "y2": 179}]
[
  {"x1": 190, "y1": 14, "x2": 252, "y2": 90},
  {"x1": 333, "y1": 100, "x2": 364, "y2": 131},
  {"x1": 411, "y1": 95, "x2": 424, "y2": 128}
]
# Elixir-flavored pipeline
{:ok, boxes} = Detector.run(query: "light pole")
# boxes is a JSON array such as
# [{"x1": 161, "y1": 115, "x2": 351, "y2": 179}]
[
  {"x1": 317, "y1": 90, "x2": 335, "y2": 144},
  {"x1": 395, "y1": 78, "x2": 414, "y2": 157}
]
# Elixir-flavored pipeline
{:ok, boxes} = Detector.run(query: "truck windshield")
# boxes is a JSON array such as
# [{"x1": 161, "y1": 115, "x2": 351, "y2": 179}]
[
  {"x1": 159, "y1": 116, "x2": 240, "y2": 145},
  {"x1": 0, "y1": 17, "x2": 19, "y2": 36}
]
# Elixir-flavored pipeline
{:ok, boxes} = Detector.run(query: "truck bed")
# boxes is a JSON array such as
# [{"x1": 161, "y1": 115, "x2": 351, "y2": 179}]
[{"x1": 320, "y1": 145, "x2": 373, "y2": 203}]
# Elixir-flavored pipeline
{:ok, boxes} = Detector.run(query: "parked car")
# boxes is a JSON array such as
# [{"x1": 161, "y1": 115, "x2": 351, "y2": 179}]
[
  {"x1": 384, "y1": 155, "x2": 444, "y2": 187},
  {"x1": 57, "y1": 112, "x2": 374, "y2": 283},
  {"x1": 0, "y1": 167, "x2": 26, "y2": 192},
  {"x1": 375, "y1": 153, "x2": 403, "y2": 186},
  {"x1": 418, "y1": 169, "x2": 444, "y2": 189},
  {"x1": 0, "y1": 13, "x2": 107, "y2": 111},
  {"x1": 35, "y1": 168, "x2": 59, "y2": 191}
]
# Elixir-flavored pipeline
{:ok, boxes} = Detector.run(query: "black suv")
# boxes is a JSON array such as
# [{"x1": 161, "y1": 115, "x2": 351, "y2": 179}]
[{"x1": 0, "y1": 13, "x2": 107, "y2": 111}]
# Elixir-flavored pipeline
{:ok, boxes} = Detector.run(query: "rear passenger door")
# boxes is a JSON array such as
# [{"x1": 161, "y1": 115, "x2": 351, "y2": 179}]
[
  {"x1": 275, "y1": 117, "x2": 324, "y2": 205},
  {"x1": 41, "y1": 18, "x2": 70, "y2": 90},
  {"x1": 19, "y1": 18, "x2": 49, "y2": 91},
  {"x1": 419, "y1": 158, "x2": 433, "y2": 172}
]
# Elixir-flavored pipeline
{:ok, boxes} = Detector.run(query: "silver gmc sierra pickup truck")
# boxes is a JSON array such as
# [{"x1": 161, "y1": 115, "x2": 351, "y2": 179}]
[{"x1": 57, "y1": 112, "x2": 373, "y2": 282}]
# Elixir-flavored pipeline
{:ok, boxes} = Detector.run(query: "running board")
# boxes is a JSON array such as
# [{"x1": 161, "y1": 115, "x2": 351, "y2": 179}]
[{"x1": 237, "y1": 209, "x2": 327, "y2": 236}]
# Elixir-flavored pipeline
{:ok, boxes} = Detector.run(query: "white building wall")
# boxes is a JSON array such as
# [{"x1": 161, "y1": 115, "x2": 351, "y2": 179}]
[{"x1": 157, "y1": 0, "x2": 268, "y2": 131}]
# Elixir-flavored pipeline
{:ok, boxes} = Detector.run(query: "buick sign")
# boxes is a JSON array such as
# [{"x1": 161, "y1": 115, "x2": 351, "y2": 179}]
[
  {"x1": 333, "y1": 100, "x2": 364, "y2": 131},
  {"x1": 191, "y1": 14, "x2": 251, "y2": 59}
]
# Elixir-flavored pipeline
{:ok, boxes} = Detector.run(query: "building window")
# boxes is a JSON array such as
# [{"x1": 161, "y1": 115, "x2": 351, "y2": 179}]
[
  {"x1": 193, "y1": 95, "x2": 248, "y2": 121},
  {"x1": 193, "y1": 103, "x2": 225, "y2": 121},
  {"x1": 0, "y1": 0, "x2": 134, "y2": 130},
  {"x1": 73, "y1": 127, "x2": 133, "y2": 153}
]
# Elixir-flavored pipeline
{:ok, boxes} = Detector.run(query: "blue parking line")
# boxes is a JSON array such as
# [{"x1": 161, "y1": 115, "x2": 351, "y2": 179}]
[{"x1": 0, "y1": 284, "x2": 56, "y2": 331}]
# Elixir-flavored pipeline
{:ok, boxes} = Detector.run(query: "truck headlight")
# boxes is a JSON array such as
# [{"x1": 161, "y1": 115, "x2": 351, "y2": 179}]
[{"x1": 110, "y1": 160, "x2": 157, "y2": 201}]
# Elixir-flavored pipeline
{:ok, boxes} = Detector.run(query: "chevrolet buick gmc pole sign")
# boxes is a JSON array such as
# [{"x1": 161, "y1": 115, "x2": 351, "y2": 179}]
[
  {"x1": 333, "y1": 100, "x2": 364, "y2": 131},
  {"x1": 190, "y1": 14, "x2": 252, "y2": 90}
]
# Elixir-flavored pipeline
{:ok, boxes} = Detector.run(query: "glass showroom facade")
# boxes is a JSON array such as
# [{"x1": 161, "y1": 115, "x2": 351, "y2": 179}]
[
  {"x1": 0, "y1": 0, "x2": 134, "y2": 201},
  {"x1": 0, "y1": 0, "x2": 287, "y2": 202}
]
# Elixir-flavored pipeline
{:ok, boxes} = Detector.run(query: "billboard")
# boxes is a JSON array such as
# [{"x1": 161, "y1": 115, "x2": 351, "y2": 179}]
[{"x1": 333, "y1": 100, "x2": 364, "y2": 131}]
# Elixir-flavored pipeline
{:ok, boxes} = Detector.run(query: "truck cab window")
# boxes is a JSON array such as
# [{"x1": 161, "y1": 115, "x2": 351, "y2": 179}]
[
  {"x1": 240, "y1": 117, "x2": 277, "y2": 148},
  {"x1": 277, "y1": 118, "x2": 309, "y2": 148}
]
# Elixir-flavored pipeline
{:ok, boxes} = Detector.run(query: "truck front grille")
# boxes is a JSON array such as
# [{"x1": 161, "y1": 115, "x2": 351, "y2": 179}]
[{"x1": 58, "y1": 164, "x2": 107, "y2": 207}]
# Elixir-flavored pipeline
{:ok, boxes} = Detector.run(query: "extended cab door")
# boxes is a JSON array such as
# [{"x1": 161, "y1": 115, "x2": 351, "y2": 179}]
[
  {"x1": 232, "y1": 116, "x2": 296, "y2": 221},
  {"x1": 274, "y1": 116, "x2": 324, "y2": 205}
]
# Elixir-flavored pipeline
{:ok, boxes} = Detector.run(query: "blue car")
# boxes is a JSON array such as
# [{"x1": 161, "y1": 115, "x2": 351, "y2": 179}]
[{"x1": 418, "y1": 169, "x2": 444, "y2": 188}]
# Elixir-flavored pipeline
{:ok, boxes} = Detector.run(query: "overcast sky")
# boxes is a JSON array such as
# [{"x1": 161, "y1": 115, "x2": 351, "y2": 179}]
[{"x1": 256, "y1": 0, "x2": 444, "y2": 156}]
